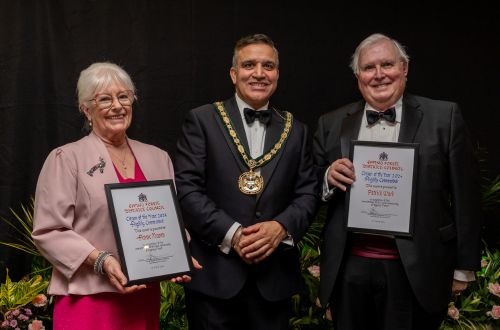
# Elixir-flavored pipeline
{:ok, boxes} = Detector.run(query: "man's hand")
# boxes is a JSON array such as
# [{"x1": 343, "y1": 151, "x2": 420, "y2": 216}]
[
  {"x1": 169, "y1": 257, "x2": 203, "y2": 283},
  {"x1": 451, "y1": 279, "x2": 468, "y2": 296},
  {"x1": 238, "y1": 221, "x2": 286, "y2": 264},
  {"x1": 232, "y1": 227, "x2": 252, "y2": 264},
  {"x1": 327, "y1": 158, "x2": 355, "y2": 191}
]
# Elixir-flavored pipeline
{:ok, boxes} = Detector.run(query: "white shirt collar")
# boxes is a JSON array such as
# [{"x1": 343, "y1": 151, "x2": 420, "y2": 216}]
[{"x1": 235, "y1": 93, "x2": 269, "y2": 113}]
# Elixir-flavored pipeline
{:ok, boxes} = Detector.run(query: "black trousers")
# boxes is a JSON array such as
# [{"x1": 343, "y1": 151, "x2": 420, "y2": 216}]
[
  {"x1": 185, "y1": 279, "x2": 291, "y2": 330},
  {"x1": 330, "y1": 255, "x2": 446, "y2": 330}
]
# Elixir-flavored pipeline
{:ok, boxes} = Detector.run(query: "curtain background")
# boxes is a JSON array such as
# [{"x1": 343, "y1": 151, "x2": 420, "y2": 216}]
[{"x1": 1, "y1": 0, "x2": 498, "y2": 281}]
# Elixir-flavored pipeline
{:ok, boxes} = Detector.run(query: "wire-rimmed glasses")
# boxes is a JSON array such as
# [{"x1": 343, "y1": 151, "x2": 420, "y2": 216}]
[{"x1": 89, "y1": 90, "x2": 135, "y2": 110}]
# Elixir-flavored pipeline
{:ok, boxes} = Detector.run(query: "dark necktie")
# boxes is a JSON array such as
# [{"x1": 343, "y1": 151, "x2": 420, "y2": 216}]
[
  {"x1": 366, "y1": 107, "x2": 396, "y2": 125},
  {"x1": 244, "y1": 108, "x2": 272, "y2": 125}
]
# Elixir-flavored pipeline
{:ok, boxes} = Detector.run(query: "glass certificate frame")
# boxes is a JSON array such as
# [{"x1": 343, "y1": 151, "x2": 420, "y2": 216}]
[
  {"x1": 346, "y1": 141, "x2": 419, "y2": 237},
  {"x1": 105, "y1": 180, "x2": 193, "y2": 285}
]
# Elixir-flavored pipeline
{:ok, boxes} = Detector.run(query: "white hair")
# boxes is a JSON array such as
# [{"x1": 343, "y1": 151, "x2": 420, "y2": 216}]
[
  {"x1": 77, "y1": 62, "x2": 135, "y2": 108},
  {"x1": 350, "y1": 33, "x2": 410, "y2": 75}
]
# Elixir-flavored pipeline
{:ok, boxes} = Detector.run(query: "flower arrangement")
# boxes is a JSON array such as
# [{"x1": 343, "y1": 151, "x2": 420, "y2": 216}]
[
  {"x1": 441, "y1": 245, "x2": 500, "y2": 329},
  {"x1": 0, "y1": 271, "x2": 51, "y2": 330}
]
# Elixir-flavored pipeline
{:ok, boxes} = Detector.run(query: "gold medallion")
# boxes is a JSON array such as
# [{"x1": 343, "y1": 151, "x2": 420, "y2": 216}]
[{"x1": 238, "y1": 170, "x2": 264, "y2": 195}]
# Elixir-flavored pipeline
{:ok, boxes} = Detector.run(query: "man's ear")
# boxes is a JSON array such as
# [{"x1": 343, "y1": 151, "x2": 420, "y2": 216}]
[{"x1": 230, "y1": 67, "x2": 237, "y2": 84}]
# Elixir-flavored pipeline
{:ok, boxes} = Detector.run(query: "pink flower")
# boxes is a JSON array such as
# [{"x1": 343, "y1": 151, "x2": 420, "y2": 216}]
[
  {"x1": 31, "y1": 294, "x2": 48, "y2": 307},
  {"x1": 1, "y1": 320, "x2": 10, "y2": 328},
  {"x1": 12, "y1": 309, "x2": 20, "y2": 316},
  {"x1": 307, "y1": 265, "x2": 320, "y2": 278},
  {"x1": 488, "y1": 283, "x2": 500, "y2": 297},
  {"x1": 4, "y1": 310, "x2": 13, "y2": 320},
  {"x1": 24, "y1": 308, "x2": 32, "y2": 316},
  {"x1": 18, "y1": 314, "x2": 29, "y2": 321},
  {"x1": 481, "y1": 259, "x2": 488, "y2": 268},
  {"x1": 28, "y1": 320, "x2": 45, "y2": 330},
  {"x1": 448, "y1": 304, "x2": 460, "y2": 320},
  {"x1": 487, "y1": 305, "x2": 500, "y2": 320},
  {"x1": 9, "y1": 320, "x2": 18, "y2": 328}
]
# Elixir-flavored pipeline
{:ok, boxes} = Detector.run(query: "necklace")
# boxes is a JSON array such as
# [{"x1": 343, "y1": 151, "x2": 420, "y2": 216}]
[
  {"x1": 106, "y1": 144, "x2": 129, "y2": 171},
  {"x1": 213, "y1": 101, "x2": 292, "y2": 195}
]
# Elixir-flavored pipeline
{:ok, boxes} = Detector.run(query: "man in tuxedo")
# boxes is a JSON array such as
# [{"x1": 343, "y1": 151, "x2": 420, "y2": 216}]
[
  {"x1": 175, "y1": 34, "x2": 317, "y2": 330},
  {"x1": 313, "y1": 33, "x2": 481, "y2": 329}
]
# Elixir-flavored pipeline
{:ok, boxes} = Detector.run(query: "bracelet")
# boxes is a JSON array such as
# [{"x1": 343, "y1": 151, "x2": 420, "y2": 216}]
[{"x1": 93, "y1": 251, "x2": 113, "y2": 275}]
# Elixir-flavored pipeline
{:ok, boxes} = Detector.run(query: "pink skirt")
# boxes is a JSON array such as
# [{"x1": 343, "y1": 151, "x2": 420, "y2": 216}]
[{"x1": 53, "y1": 282, "x2": 160, "y2": 330}]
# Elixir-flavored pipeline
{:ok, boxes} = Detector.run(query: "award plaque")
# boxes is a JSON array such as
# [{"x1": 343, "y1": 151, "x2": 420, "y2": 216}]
[
  {"x1": 105, "y1": 180, "x2": 193, "y2": 285},
  {"x1": 346, "y1": 141, "x2": 419, "y2": 237}
]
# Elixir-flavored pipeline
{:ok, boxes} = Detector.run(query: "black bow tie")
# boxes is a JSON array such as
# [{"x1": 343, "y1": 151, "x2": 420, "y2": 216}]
[
  {"x1": 243, "y1": 108, "x2": 272, "y2": 125},
  {"x1": 366, "y1": 108, "x2": 396, "y2": 125}
]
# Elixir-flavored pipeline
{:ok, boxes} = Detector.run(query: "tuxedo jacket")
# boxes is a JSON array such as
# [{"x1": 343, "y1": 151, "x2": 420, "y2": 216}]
[
  {"x1": 32, "y1": 132, "x2": 174, "y2": 295},
  {"x1": 175, "y1": 97, "x2": 318, "y2": 301},
  {"x1": 313, "y1": 93, "x2": 481, "y2": 313}
]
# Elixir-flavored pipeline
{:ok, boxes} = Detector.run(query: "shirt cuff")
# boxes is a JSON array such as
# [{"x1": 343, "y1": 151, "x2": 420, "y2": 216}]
[
  {"x1": 282, "y1": 232, "x2": 294, "y2": 246},
  {"x1": 454, "y1": 269, "x2": 476, "y2": 282},
  {"x1": 219, "y1": 222, "x2": 241, "y2": 254},
  {"x1": 322, "y1": 166, "x2": 336, "y2": 201}
]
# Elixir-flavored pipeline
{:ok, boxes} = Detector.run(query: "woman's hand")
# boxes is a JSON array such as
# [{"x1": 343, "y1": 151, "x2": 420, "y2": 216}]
[
  {"x1": 102, "y1": 255, "x2": 147, "y2": 293},
  {"x1": 86, "y1": 249, "x2": 146, "y2": 294},
  {"x1": 169, "y1": 257, "x2": 202, "y2": 283}
]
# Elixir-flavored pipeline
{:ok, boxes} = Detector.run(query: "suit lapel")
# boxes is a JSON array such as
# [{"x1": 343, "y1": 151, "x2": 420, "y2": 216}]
[
  {"x1": 398, "y1": 94, "x2": 423, "y2": 143},
  {"x1": 340, "y1": 102, "x2": 364, "y2": 158},
  {"x1": 213, "y1": 97, "x2": 248, "y2": 173},
  {"x1": 259, "y1": 109, "x2": 287, "y2": 200}
]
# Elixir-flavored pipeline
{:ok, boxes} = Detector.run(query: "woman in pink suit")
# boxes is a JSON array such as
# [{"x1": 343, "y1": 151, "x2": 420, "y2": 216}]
[{"x1": 32, "y1": 62, "x2": 198, "y2": 329}]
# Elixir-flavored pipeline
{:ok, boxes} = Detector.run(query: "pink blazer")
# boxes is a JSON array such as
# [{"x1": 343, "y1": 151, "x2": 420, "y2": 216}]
[{"x1": 32, "y1": 132, "x2": 175, "y2": 295}]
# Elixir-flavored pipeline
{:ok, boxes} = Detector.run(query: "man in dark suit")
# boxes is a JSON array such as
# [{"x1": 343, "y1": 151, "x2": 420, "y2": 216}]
[
  {"x1": 175, "y1": 34, "x2": 317, "y2": 330},
  {"x1": 313, "y1": 33, "x2": 481, "y2": 329}
]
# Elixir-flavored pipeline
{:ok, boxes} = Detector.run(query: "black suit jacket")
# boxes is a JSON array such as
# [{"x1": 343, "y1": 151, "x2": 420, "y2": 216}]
[
  {"x1": 313, "y1": 93, "x2": 481, "y2": 313},
  {"x1": 175, "y1": 97, "x2": 318, "y2": 301}
]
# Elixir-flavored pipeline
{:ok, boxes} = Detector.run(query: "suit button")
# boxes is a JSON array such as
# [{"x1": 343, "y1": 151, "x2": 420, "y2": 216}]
[{"x1": 255, "y1": 211, "x2": 262, "y2": 218}]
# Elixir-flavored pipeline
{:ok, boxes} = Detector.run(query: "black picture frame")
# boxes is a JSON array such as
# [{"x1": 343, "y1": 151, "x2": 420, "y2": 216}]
[
  {"x1": 105, "y1": 179, "x2": 193, "y2": 285},
  {"x1": 345, "y1": 141, "x2": 419, "y2": 237}
]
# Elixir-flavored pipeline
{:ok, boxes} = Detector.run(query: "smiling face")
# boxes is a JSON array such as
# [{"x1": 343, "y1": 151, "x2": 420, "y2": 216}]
[
  {"x1": 230, "y1": 43, "x2": 279, "y2": 109},
  {"x1": 356, "y1": 39, "x2": 408, "y2": 111},
  {"x1": 81, "y1": 81, "x2": 133, "y2": 143}
]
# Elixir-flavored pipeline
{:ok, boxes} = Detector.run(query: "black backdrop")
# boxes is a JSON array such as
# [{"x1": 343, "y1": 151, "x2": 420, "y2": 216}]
[{"x1": 1, "y1": 1, "x2": 499, "y2": 281}]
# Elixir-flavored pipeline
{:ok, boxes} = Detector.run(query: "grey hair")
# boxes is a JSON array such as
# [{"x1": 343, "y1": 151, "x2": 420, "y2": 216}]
[
  {"x1": 349, "y1": 33, "x2": 410, "y2": 75},
  {"x1": 77, "y1": 62, "x2": 136, "y2": 109},
  {"x1": 231, "y1": 33, "x2": 279, "y2": 68}
]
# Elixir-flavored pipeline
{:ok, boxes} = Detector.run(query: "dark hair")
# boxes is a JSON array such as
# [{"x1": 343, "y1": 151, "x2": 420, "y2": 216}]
[{"x1": 232, "y1": 34, "x2": 279, "y2": 67}]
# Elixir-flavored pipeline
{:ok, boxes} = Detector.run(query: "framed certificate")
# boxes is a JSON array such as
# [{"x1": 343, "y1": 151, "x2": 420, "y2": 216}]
[
  {"x1": 346, "y1": 141, "x2": 419, "y2": 237},
  {"x1": 105, "y1": 180, "x2": 193, "y2": 285}
]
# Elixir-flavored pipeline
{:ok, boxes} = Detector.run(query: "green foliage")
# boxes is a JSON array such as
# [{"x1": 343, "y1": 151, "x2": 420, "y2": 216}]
[
  {"x1": 0, "y1": 200, "x2": 52, "y2": 280},
  {"x1": 482, "y1": 175, "x2": 500, "y2": 211},
  {"x1": 290, "y1": 206, "x2": 334, "y2": 330},
  {"x1": 0, "y1": 270, "x2": 48, "y2": 314},
  {"x1": 0, "y1": 199, "x2": 39, "y2": 257},
  {"x1": 159, "y1": 281, "x2": 188, "y2": 330}
]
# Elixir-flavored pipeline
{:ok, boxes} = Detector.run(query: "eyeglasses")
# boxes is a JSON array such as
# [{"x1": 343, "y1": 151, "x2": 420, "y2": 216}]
[{"x1": 89, "y1": 90, "x2": 135, "y2": 110}]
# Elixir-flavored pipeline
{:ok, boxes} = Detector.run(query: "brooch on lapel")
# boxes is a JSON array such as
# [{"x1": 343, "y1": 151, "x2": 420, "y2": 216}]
[{"x1": 87, "y1": 157, "x2": 106, "y2": 177}]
